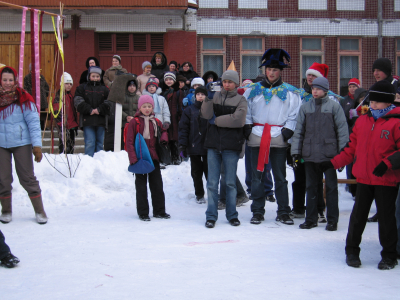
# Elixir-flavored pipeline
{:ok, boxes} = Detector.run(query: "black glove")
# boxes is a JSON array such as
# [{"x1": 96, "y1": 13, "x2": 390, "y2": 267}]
[
  {"x1": 281, "y1": 128, "x2": 294, "y2": 142},
  {"x1": 319, "y1": 161, "x2": 334, "y2": 172},
  {"x1": 373, "y1": 161, "x2": 388, "y2": 177},
  {"x1": 292, "y1": 155, "x2": 301, "y2": 170},
  {"x1": 243, "y1": 124, "x2": 252, "y2": 140}
]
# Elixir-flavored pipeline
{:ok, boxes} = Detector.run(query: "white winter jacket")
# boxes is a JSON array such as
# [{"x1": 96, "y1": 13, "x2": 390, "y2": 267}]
[{"x1": 142, "y1": 88, "x2": 171, "y2": 124}]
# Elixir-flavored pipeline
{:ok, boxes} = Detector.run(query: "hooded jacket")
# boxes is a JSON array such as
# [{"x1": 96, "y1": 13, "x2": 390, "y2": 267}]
[
  {"x1": 331, "y1": 107, "x2": 400, "y2": 186},
  {"x1": 142, "y1": 89, "x2": 171, "y2": 124},
  {"x1": 202, "y1": 71, "x2": 218, "y2": 84},
  {"x1": 74, "y1": 81, "x2": 110, "y2": 128},
  {"x1": 151, "y1": 52, "x2": 169, "y2": 81},
  {"x1": 79, "y1": 57, "x2": 105, "y2": 85},
  {"x1": 179, "y1": 62, "x2": 199, "y2": 88}
]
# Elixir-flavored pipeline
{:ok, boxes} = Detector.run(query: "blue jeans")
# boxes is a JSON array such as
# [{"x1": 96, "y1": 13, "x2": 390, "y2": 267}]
[
  {"x1": 83, "y1": 126, "x2": 105, "y2": 157},
  {"x1": 396, "y1": 188, "x2": 400, "y2": 254},
  {"x1": 250, "y1": 146, "x2": 290, "y2": 216},
  {"x1": 206, "y1": 149, "x2": 240, "y2": 221},
  {"x1": 245, "y1": 143, "x2": 273, "y2": 196},
  {"x1": 219, "y1": 163, "x2": 246, "y2": 203}
]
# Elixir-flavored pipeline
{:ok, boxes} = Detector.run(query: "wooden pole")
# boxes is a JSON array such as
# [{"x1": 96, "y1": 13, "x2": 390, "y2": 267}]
[{"x1": 0, "y1": 1, "x2": 65, "y2": 18}]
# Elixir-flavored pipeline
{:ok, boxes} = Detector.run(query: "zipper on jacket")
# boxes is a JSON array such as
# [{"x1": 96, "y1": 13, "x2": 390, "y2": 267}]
[{"x1": 20, "y1": 126, "x2": 23, "y2": 140}]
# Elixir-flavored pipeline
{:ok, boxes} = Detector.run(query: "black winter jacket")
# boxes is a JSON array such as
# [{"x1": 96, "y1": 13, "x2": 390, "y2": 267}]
[
  {"x1": 151, "y1": 52, "x2": 169, "y2": 81},
  {"x1": 178, "y1": 100, "x2": 208, "y2": 156},
  {"x1": 74, "y1": 81, "x2": 110, "y2": 128}
]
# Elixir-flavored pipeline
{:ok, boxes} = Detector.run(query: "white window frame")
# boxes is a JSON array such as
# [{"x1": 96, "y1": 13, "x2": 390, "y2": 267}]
[
  {"x1": 337, "y1": 38, "x2": 362, "y2": 94},
  {"x1": 201, "y1": 37, "x2": 226, "y2": 77},
  {"x1": 300, "y1": 37, "x2": 325, "y2": 87},
  {"x1": 240, "y1": 37, "x2": 265, "y2": 82}
]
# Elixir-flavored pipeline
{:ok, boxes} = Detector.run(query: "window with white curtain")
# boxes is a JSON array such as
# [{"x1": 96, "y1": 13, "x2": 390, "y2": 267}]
[
  {"x1": 240, "y1": 38, "x2": 264, "y2": 82},
  {"x1": 300, "y1": 37, "x2": 324, "y2": 87},
  {"x1": 201, "y1": 37, "x2": 225, "y2": 77},
  {"x1": 339, "y1": 38, "x2": 361, "y2": 95}
]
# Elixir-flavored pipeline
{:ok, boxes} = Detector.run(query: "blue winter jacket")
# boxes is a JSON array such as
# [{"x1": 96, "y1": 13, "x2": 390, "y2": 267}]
[{"x1": 0, "y1": 103, "x2": 42, "y2": 148}]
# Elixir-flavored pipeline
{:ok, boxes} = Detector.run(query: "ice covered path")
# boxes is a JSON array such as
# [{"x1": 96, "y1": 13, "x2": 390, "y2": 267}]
[{"x1": 1, "y1": 151, "x2": 397, "y2": 300}]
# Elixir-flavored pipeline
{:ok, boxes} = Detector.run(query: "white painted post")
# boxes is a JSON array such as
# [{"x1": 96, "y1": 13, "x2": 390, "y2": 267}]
[{"x1": 114, "y1": 103, "x2": 123, "y2": 152}]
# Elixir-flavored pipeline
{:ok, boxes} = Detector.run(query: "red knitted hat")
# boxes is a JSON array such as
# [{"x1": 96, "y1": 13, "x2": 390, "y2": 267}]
[
  {"x1": 348, "y1": 78, "x2": 360, "y2": 88},
  {"x1": 306, "y1": 62, "x2": 329, "y2": 78},
  {"x1": 145, "y1": 77, "x2": 158, "y2": 90}
]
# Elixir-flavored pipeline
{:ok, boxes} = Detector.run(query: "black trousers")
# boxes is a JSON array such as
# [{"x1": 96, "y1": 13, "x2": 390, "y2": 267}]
[
  {"x1": 346, "y1": 183, "x2": 398, "y2": 260},
  {"x1": 190, "y1": 155, "x2": 208, "y2": 197},
  {"x1": 135, "y1": 160, "x2": 166, "y2": 216},
  {"x1": 59, "y1": 129, "x2": 76, "y2": 154},
  {"x1": 293, "y1": 162, "x2": 325, "y2": 214},
  {"x1": 304, "y1": 162, "x2": 338, "y2": 223},
  {"x1": 0, "y1": 230, "x2": 11, "y2": 259}
]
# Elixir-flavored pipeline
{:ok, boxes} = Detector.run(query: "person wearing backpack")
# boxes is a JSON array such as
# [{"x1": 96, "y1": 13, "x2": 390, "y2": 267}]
[{"x1": 126, "y1": 95, "x2": 170, "y2": 221}]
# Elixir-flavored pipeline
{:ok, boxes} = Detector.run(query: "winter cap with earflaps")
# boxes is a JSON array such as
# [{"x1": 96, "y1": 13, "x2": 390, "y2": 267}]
[
  {"x1": 369, "y1": 80, "x2": 395, "y2": 103},
  {"x1": 191, "y1": 77, "x2": 205, "y2": 87},
  {"x1": 164, "y1": 72, "x2": 176, "y2": 82},
  {"x1": 138, "y1": 95, "x2": 155, "y2": 108},
  {"x1": 311, "y1": 77, "x2": 329, "y2": 92},
  {"x1": 221, "y1": 70, "x2": 239, "y2": 85},
  {"x1": 142, "y1": 61, "x2": 151, "y2": 70},
  {"x1": 306, "y1": 62, "x2": 329, "y2": 78},
  {"x1": 113, "y1": 55, "x2": 121, "y2": 63},
  {"x1": 348, "y1": 78, "x2": 360, "y2": 87},
  {"x1": 372, "y1": 58, "x2": 392, "y2": 77},
  {"x1": 61, "y1": 72, "x2": 73, "y2": 86},
  {"x1": 195, "y1": 86, "x2": 208, "y2": 97}
]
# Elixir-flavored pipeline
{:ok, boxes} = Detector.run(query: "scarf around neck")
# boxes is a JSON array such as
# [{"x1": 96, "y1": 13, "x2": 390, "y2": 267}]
[
  {"x1": 370, "y1": 104, "x2": 395, "y2": 120},
  {"x1": 0, "y1": 84, "x2": 35, "y2": 119},
  {"x1": 140, "y1": 114, "x2": 158, "y2": 139}
]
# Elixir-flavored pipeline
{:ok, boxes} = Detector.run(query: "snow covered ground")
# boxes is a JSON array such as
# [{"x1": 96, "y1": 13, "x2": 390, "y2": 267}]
[{"x1": 1, "y1": 151, "x2": 398, "y2": 300}]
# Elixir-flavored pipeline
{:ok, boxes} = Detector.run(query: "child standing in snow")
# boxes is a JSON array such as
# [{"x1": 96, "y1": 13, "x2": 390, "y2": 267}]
[
  {"x1": 182, "y1": 77, "x2": 205, "y2": 108},
  {"x1": 321, "y1": 80, "x2": 400, "y2": 270},
  {"x1": 178, "y1": 86, "x2": 209, "y2": 204},
  {"x1": 0, "y1": 230, "x2": 19, "y2": 268},
  {"x1": 126, "y1": 95, "x2": 170, "y2": 221}
]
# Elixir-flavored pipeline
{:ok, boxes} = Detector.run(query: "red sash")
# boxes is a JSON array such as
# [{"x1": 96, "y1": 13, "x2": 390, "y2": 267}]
[{"x1": 253, "y1": 123, "x2": 283, "y2": 172}]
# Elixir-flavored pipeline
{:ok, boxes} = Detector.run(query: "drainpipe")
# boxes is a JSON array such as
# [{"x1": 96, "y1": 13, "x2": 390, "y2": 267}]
[{"x1": 377, "y1": 0, "x2": 382, "y2": 58}]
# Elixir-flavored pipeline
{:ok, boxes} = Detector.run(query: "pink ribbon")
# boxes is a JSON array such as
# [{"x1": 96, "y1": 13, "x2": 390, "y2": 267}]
[
  {"x1": 33, "y1": 9, "x2": 40, "y2": 113},
  {"x1": 18, "y1": 7, "x2": 28, "y2": 87}
]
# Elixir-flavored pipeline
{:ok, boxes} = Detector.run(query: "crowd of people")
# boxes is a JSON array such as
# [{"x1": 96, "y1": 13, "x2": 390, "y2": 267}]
[{"x1": 0, "y1": 48, "x2": 400, "y2": 271}]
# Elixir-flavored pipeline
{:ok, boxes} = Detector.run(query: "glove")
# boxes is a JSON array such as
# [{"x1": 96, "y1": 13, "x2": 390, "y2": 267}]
[
  {"x1": 373, "y1": 161, "x2": 388, "y2": 177},
  {"x1": 179, "y1": 147, "x2": 187, "y2": 158},
  {"x1": 243, "y1": 124, "x2": 252, "y2": 140},
  {"x1": 162, "y1": 122, "x2": 170, "y2": 130},
  {"x1": 209, "y1": 114, "x2": 216, "y2": 125},
  {"x1": 33, "y1": 147, "x2": 42, "y2": 163},
  {"x1": 182, "y1": 98, "x2": 188, "y2": 106},
  {"x1": 292, "y1": 154, "x2": 301, "y2": 170},
  {"x1": 319, "y1": 161, "x2": 334, "y2": 172},
  {"x1": 281, "y1": 128, "x2": 294, "y2": 142},
  {"x1": 349, "y1": 109, "x2": 358, "y2": 119},
  {"x1": 73, "y1": 127, "x2": 78, "y2": 137}
]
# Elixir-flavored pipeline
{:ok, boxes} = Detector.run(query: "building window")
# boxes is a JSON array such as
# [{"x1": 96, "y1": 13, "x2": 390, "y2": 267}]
[
  {"x1": 298, "y1": 0, "x2": 327, "y2": 10},
  {"x1": 240, "y1": 38, "x2": 264, "y2": 82},
  {"x1": 98, "y1": 33, "x2": 163, "y2": 53},
  {"x1": 201, "y1": 37, "x2": 225, "y2": 77},
  {"x1": 300, "y1": 37, "x2": 324, "y2": 87},
  {"x1": 338, "y1": 38, "x2": 361, "y2": 96},
  {"x1": 336, "y1": 0, "x2": 364, "y2": 11},
  {"x1": 238, "y1": 0, "x2": 268, "y2": 9},
  {"x1": 397, "y1": 39, "x2": 400, "y2": 76}
]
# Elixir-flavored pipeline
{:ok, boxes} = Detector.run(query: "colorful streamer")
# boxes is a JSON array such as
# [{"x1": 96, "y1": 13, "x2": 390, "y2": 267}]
[
  {"x1": 18, "y1": 7, "x2": 27, "y2": 87},
  {"x1": 33, "y1": 9, "x2": 41, "y2": 113}
]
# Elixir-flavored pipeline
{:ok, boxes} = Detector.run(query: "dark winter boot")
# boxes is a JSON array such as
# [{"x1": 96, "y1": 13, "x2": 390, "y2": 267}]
[
  {"x1": 0, "y1": 195, "x2": 12, "y2": 224},
  {"x1": 378, "y1": 258, "x2": 398, "y2": 270},
  {"x1": 367, "y1": 213, "x2": 378, "y2": 223},
  {"x1": 29, "y1": 195, "x2": 48, "y2": 224},
  {"x1": 250, "y1": 214, "x2": 265, "y2": 225},
  {"x1": 139, "y1": 215, "x2": 151, "y2": 221},
  {"x1": 299, "y1": 221, "x2": 318, "y2": 229},
  {"x1": 229, "y1": 218, "x2": 241, "y2": 226},
  {"x1": 153, "y1": 213, "x2": 171, "y2": 219},
  {"x1": 205, "y1": 220, "x2": 216, "y2": 228},
  {"x1": 0, "y1": 253, "x2": 20, "y2": 268},
  {"x1": 346, "y1": 254, "x2": 361, "y2": 268}
]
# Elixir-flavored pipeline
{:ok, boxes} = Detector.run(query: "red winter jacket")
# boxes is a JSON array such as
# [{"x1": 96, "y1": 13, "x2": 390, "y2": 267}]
[
  {"x1": 126, "y1": 111, "x2": 168, "y2": 165},
  {"x1": 331, "y1": 107, "x2": 400, "y2": 186}
]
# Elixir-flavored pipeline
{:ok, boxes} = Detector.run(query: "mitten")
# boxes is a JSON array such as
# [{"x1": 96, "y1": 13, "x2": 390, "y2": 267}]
[
  {"x1": 179, "y1": 147, "x2": 187, "y2": 158},
  {"x1": 162, "y1": 122, "x2": 170, "y2": 130},
  {"x1": 281, "y1": 128, "x2": 294, "y2": 142},
  {"x1": 319, "y1": 161, "x2": 334, "y2": 172},
  {"x1": 33, "y1": 147, "x2": 42, "y2": 163},
  {"x1": 373, "y1": 161, "x2": 388, "y2": 177},
  {"x1": 292, "y1": 154, "x2": 301, "y2": 170}
]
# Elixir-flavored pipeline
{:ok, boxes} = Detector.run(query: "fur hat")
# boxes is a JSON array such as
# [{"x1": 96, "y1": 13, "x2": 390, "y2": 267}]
[
  {"x1": 306, "y1": 62, "x2": 329, "y2": 78},
  {"x1": 176, "y1": 75, "x2": 187, "y2": 83},
  {"x1": 348, "y1": 78, "x2": 360, "y2": 88},
  {"x1": 164, "y1": 72, "x2": 176, "y2": 82},
  {"x1": 372, "y1": 58, "x2": 392, "y2": 77},
  {"x1": 142, "y1": 61, "x2": 151, "y2": 70},
  {"x1": 146, "y1": 77, "x2": 158, "y2": 90},
  {"x1": 369, "y1": 80, "x2": 395, "y2": 103},
  {"x1": 113, "y1": 55, "x2": 121, "y2": 63},
  {"x1": 259, "y1": 48, "x2": 291, "y2": 69},
  {"x1": 221, "y1": 70, "x2": 239, "y2": 85},
  {"x1": 311, "y1": 77, "x2": 329, "y2": 92},
  {"x1": 138, "y1": 95, "x2": 154, "y2": 108},
  {"x1": 61, "y1": 72, "x2": 73, "y2": 86},
  {"x1": 191, "y1": 77, "x2": 205, "y2": 87},
  {"x1": 195, "y1": 86, "x2": 207, "y2": 97}
]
